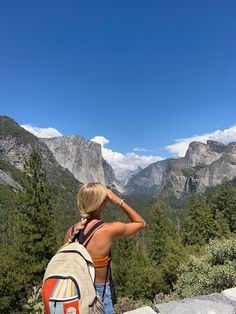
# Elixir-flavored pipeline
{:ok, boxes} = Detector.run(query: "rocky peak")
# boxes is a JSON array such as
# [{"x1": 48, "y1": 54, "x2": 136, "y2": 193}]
[
  {"x1": 42, "y1": 136, "x2": 106, "y2": 185},
  {"x1": 125, "y1": 159, "x2": 170, "y2": 195},
  {"x1": 126, "y1": 140, "x2": 236, "y2": 198},
  {"x1": 0, "y1": 116, "x2": 44, "y2": 171},
  {"x1": 226, "y1": 142, "x2": 236, "y2": 154},
  {"x1": 0, "y1": 116, "x2": 123, "y2": 192},
  {"x1": 184, "y1": 141, "x2": 223, "y2": 167},
  {"x1": 207, "y1": 140, "x2": 227, "y2": 153},
  {"x1": 0, "y1": 116, "x2": 81, "y2": 195},
  {"x1": 42, "y1": 136, "x2": 123, "y2": 191},
  {"x1": 116, "y1": 166, "x2": 143, "y2": 186}
]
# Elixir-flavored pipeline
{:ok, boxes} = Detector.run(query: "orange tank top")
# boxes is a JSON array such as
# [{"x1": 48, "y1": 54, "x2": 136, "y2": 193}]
[
  {"x1": 70, "y1": 220, "x2": 111, "y2": 269},
  {"x1": 92, "y1": 255, "x2": 111, "y2": 268}
]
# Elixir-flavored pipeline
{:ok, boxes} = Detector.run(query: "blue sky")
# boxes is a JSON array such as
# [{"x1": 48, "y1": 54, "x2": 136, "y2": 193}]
[{"x1": 1, "y1": 1, "x2": 236, "y2": 171}]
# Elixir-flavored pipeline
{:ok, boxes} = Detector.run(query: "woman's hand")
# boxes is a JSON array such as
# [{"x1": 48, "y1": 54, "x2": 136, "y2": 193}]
[
  {"x1": 106, "y1": 189, "x2": 122, "y2": 205},
  {"x1": 106, "y1": 189, "x2": 146, "y2": 240}
]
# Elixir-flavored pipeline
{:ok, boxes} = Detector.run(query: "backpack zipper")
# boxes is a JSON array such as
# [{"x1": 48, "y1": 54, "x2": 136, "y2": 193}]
[{"x1": 45, "y1": 275, "x2": 81, "y2": 299}]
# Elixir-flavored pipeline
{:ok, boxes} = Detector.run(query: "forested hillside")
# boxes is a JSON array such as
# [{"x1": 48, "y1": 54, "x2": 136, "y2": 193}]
[
  {"x1": 1, "y1": 149, "x2": 236, "y2": 312},
  {"x1": 1, "y1": 117, "x2": 236, "y2": 313}
]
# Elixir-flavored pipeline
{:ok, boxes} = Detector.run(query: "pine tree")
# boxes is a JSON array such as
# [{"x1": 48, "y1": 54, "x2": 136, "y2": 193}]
[
  {"x1": 0, "y1": 151, "x2": 57, "y2": 312},
  {"x1": 113, "y1": 237, "x2": 161, "y2": 300},
  {"x1": 112, "y1": 237, "x2": 134, "y2": 297},
  {"x1": 145, "y1": 201, "x2": 186, "y2": 292},
  {"x1": 181, "y1": 194, "x2": 220, "y2": 245},
  {"x1": 146, "y1": 202, "x2": 173, "y2": 265},
  {"x1": 207, "y1": 178, "x2": 236, "y2": 233},
  {"x1": 125, "y1": 247, "x2": 160, "y2": 300}
]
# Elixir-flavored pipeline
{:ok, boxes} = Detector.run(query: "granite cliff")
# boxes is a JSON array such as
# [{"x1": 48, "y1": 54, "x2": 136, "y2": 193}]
[
  {"x1": 115, "y1": 167, "x2": 143, "y2": 186},
  {"x1": 42, "y1": 136, "x2": 123, "y2": 192},
  {"x1": 2, "y1": 115, "x2": 236, "y2": 199},
  {"x1": 0, "y1": 116, "x2": 123, "y2": 194},
  {"x1": 0, "y1": 116, "x2": 80, "y2": 187},
  {"x1": 125, "y1": 140, "x2": 235, "y2": 198},
  {"x1": 0, "y1": 116, "x2": 81, "y2": 221}
]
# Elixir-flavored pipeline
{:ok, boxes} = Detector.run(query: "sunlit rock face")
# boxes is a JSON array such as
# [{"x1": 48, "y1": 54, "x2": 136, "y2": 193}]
[
  {"x1": 0, "y1": 116, "x2": 68, "y2": 176},
  {"x1": 42, "y1": 136, "x2": 123, "y2": 192},
  {"x1": 0, "y1": 116, "x2": 81, "y2": 198},
  {"x1": 115, "y1": 167, "x2": 143, "y2": 186},
  {"x1": 184, "y1": 141, "x2": 224, "y2": 167},
  {"x1": 125, "y1": 159, "x2": 171, "y2": 195},
  {"x1": 126, "y1": 140, "x2": 236, "y2": 198},
  {"x1": 102, "y1": 158, "x2": 124, "y2": 193}
]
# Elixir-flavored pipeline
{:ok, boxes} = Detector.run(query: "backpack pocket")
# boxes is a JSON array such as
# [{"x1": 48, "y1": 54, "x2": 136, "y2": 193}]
[
  {"x1": 48, "y1": 299, "x2": 79, "y2": 314},
  {"x1": 42, "y1": 276, "x2": 80, "y2": 314}
]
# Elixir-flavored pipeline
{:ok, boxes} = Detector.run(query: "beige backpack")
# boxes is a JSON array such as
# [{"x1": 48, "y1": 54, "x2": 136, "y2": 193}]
[{"x1": 42, "y1": 221, "x2": 105, "y2": 314}]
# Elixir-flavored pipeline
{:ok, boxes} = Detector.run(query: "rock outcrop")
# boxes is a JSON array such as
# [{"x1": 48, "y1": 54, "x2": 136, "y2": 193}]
[
  {"x1": 0, "y1": 116, "x2": 123, "y2": 194},
  {"x1": 184, "y1": 141, "x2": 223, "y2": 167},
  {"x1": 115, "y1": 167, "x2": 143, "y2": 186},
  {"x1": 124, "y1": 306, "x2": 156, "y2": 313},
  {"x1": 0, "y1": 169, "x2": 21, "y2": 190},
  {"x1": 124, "y1": 287, "x2": 236, "y2": 314},
  {"x1": 102, "y1": 158, "x2": 124, "y2": 192},
  {"x1": 196, "y1": 142, "x2": 236, "y2": 193},
  {"x1": 0, "y1": 116, "x2": 81, "y2": 190},
  {"x1": 125, "y1": 140, "x2": 236, "y2": 198},
  {"x1": 42, "y1": 136, "x2": 123, "y2": 192},
  {"x1": 42, "y1": 136, "x2": 106, "y2": 184},
  {"x1": 3, "y1": 116, "x2": 236, "y2": 198}
]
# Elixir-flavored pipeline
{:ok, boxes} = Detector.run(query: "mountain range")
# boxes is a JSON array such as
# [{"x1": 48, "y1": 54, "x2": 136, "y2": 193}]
[
  {"x1": 126, "y1": 140, "x2": 234, "y2": 197},
  {"x1": 1, "y1": 116, "x2": 236, "y2": 200}
]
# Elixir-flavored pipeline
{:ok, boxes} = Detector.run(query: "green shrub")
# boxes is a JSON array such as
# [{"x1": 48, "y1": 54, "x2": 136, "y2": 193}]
[
  {"x1": 24, "y1": 286, "x2": 44, "y2": 314},
  {"x1": 175, "y1": 236, "x2": 236, "y2": 297}
]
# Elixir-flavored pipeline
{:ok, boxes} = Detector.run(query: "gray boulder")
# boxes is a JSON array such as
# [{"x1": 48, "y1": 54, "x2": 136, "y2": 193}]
[
  {"x1": 123, "y1": 306, "x2": 157, "y2": 313},
  {"x1": 154, "y1": 288, "x2": 236, "y2": 314},
  {"x1": 124, "y1": 288, "x2": 236, "y2": 314}
]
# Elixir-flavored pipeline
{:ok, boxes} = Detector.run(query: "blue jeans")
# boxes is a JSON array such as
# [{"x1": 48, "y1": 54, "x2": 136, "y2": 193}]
[{"x1": 95, "y1": 283, "x2": 115, "y2": 314}]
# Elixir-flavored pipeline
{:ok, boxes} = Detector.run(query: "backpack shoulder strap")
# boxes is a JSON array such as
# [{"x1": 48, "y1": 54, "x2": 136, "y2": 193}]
[
  {"x1": 82, "y1": 220, "x2": 104, "y2": 247},
  {"x1": 71, "y1": 220, "x2": 104, "y2": 245}
]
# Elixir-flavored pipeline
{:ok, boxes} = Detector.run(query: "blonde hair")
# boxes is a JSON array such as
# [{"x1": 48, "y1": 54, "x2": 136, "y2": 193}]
[{"x1": 75, "y1": 182, "x2": 107, "y2": 232}]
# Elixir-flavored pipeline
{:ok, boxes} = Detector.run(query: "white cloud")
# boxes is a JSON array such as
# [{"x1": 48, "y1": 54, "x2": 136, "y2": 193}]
[
  {"x1": 91, "y1": 136, "x2": 163, "y2": 172},
  {"x1": 133, "y1": 147, "x2": 152, "y2": 152},
  {"x1": 166, "y1": 125, "x2": 236, "y2": 157},
  {"x1": 90, "y1": 136, "x2": 109, "y2": 146},
  {"x1": 21, "y1": 124, "x2": 63, "y2": 138}
]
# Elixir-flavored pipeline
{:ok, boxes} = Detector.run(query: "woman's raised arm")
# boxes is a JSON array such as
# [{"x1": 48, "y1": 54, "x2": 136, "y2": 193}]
[{"x1": 106, "y1": 189, "x2": 146, "y2": 240}]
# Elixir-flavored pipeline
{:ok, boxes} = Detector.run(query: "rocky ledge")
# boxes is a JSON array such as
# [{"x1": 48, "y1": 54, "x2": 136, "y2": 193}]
[{"x1": 124, "y1": 287, "x2": 236, "y2": 314}]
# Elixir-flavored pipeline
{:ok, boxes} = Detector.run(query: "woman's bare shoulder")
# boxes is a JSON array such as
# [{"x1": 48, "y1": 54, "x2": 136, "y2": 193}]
[
  {"x1": 101, "y1": 221, "x2": 145, "y2": 240},
  {"x1": 101, "y1": 221, "x2": 123, "y2": 229},
  {"x1": 94, "y1": 221, "x2": 123, "y2": 237},
  {"x1": 100, "y1": 221, "x2": 127, "y2": 235}
]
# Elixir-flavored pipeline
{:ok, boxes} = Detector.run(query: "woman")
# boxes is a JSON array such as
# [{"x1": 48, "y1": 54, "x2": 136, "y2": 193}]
[{"x1": 64, "y1": 182, "x2": 146, "y2": 314}]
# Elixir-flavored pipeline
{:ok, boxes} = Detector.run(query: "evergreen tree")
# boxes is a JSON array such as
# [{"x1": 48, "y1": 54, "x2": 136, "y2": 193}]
[
  {"x1": 145, "y1": 202, "x2": 186, "y2": 292},
  {"x1": 112, "y1": 237, "x2": 135, "y2": 297},
  {"x1": 124, "y1": 247, "x2": 161, "y2": 300},
  {"x1": 113, "y1": 237, "x2": 162, "y2": 301},
  {"x1": 181, "y1": 194, "x2": 219, "y2": 245},
  {"x1": 207, "y1": 178, "x2": 236, "y2": 233},
  {"x1": 146, "y1": 202, "x2": 174, "y2": 265},
  {"x1": 0, "y1": 151, "x2": 57, "y2": 313}
]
